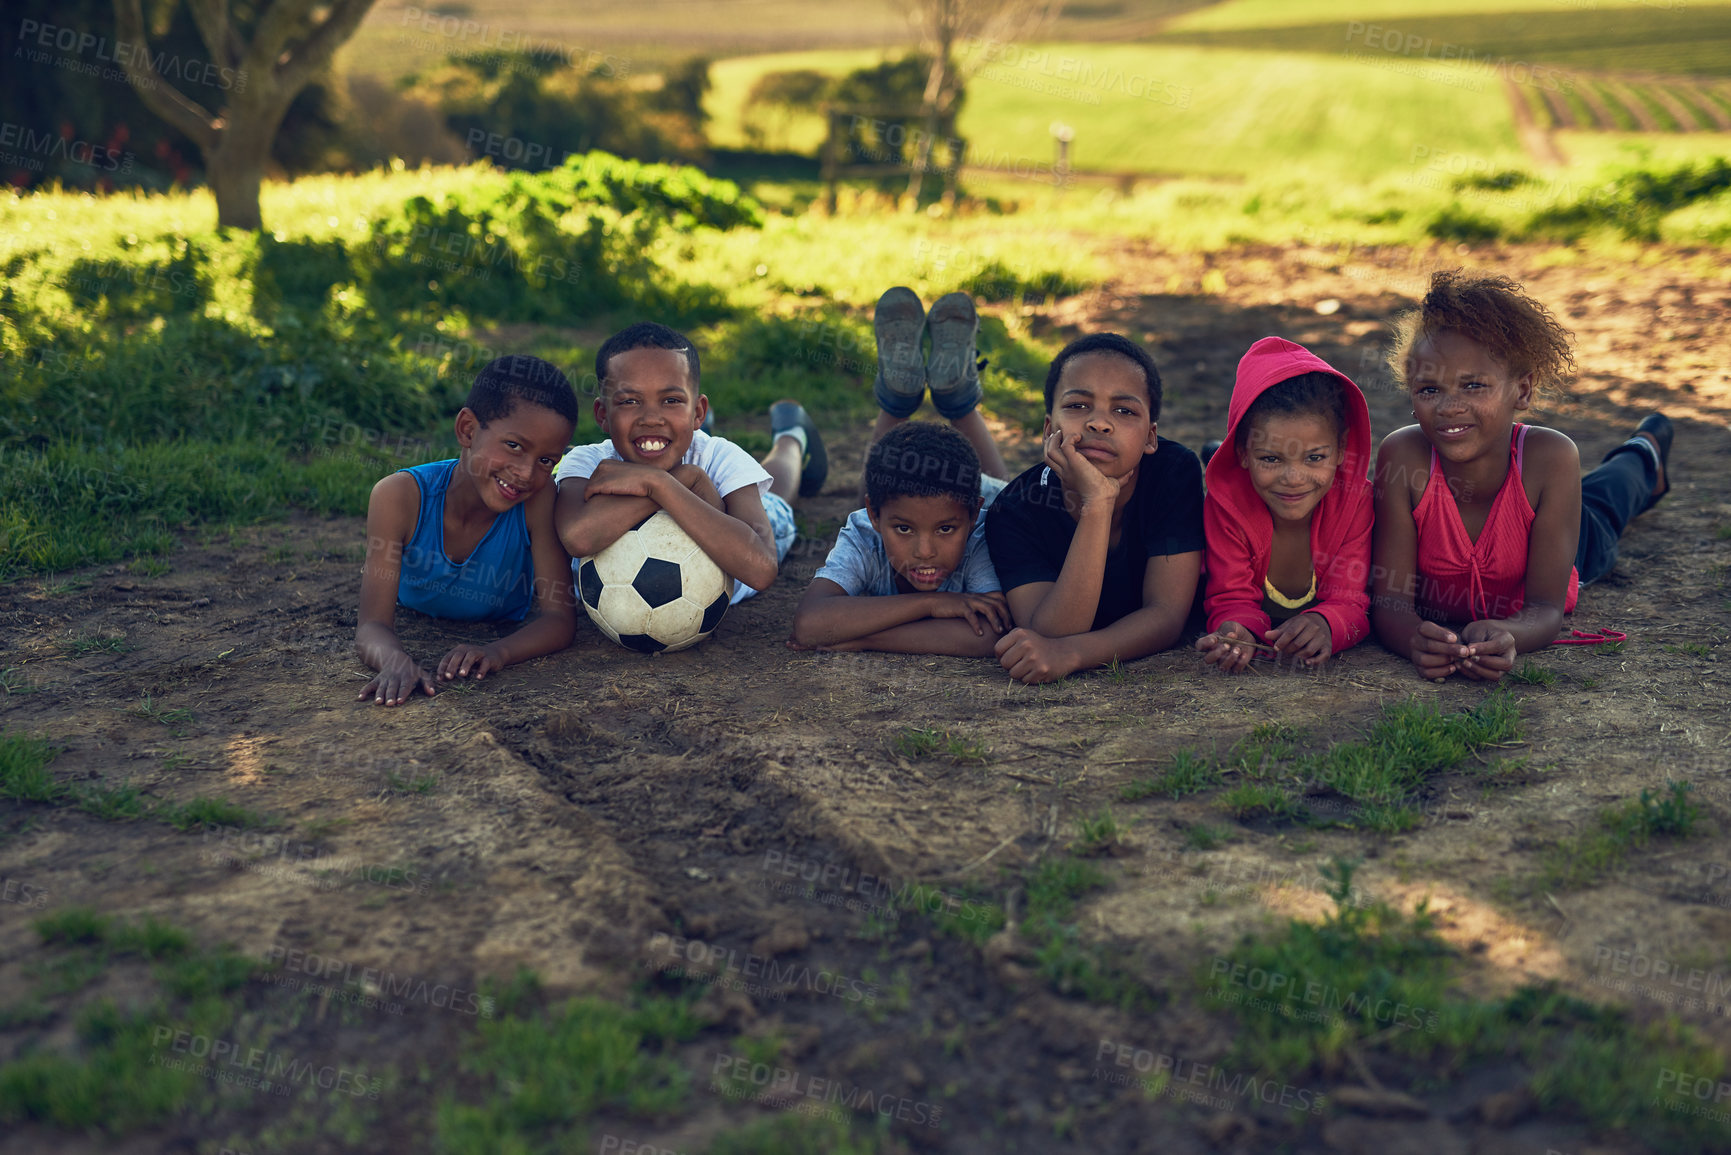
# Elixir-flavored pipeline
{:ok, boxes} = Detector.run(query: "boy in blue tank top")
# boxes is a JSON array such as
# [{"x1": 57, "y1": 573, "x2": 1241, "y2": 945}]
[{"x1": 355, "y1": 355, "x2": 579, "y2": 706}]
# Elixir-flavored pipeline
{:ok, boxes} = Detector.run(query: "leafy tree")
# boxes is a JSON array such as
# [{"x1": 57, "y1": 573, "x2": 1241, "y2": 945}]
[{"x1": 111, "y1": 0, "x2": 376, "y2": 230}]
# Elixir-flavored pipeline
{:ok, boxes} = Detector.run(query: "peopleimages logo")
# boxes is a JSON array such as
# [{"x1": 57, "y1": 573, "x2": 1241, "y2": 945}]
[
  {"x1": 261, "y1": 947, "x2": 495, "y2": 1017},
  {"x1": 645, "y1": 933, "x2": 878, "y2": 1004}
]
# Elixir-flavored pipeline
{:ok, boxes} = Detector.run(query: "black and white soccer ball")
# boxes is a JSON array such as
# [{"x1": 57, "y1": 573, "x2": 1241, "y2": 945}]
[{"x1": 577, "y1": 512, "x2": 734, "y2": 653}]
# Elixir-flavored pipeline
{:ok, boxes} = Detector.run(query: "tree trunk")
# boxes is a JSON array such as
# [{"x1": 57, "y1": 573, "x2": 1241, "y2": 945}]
[{"x1": 205, "y1": 102, "x2": 289, "y2": 231}]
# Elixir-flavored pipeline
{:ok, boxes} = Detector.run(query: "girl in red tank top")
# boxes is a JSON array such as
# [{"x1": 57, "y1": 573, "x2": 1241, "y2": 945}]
[{"x1": 1372, "y1": 271, "x2": 1670, "y2": 682}]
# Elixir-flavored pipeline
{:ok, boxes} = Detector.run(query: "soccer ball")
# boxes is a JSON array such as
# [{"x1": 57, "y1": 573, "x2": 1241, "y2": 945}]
[{"x1": 576, "y1": 512, "x2": 734, "y2": 653}]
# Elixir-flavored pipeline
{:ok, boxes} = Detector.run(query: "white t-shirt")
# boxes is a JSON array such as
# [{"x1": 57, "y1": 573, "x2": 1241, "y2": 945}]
[
  {"x1": 555, "y1": 430, "x2": 775, "y2": 603},
  {"x1": 553, "y1": 429, "x2": 772, "y2": 498}
]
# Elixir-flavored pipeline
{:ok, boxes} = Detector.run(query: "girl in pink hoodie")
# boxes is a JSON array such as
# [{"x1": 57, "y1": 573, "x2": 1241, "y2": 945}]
[{"x1": 1195, "y1": 338, "x2": 1374, "y2": 671}]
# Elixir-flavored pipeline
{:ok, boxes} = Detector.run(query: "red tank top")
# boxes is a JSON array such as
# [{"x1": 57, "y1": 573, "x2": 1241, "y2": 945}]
[{"x1": 1412, "y1": 424, "x2": 1579, "y2": 622}]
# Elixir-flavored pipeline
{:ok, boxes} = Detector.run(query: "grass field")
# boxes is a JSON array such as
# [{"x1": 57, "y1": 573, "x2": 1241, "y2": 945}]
[{"x1": 711, "y1": 43, "x2": 1529, "y2": 179}]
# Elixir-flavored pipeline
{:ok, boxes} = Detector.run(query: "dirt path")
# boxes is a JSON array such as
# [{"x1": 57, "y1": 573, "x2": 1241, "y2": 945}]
[{"x1": 2, "y1": 243, "x2": 1729, "y2": 1154}]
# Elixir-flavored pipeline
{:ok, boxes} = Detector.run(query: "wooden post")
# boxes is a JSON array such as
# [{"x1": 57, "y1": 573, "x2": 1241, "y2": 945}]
[{"x1": 822, "y1": 108, "x2": 840, "y2": 215}]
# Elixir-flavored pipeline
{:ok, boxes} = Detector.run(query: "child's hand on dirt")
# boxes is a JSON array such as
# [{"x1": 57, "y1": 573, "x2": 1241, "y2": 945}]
[
  {"x1": 1196, "y1": 621, "x2": 1256, "y2": 673},
  {"x1": 1267, "y1": 612, "x2": 1332, "y2": 668},
  {"x1": 585, "y1": 459, "x2": 668, "y2": 501},
  {"x1": 929, "y1": 591, "x2": 1011, "y2": 636},
  {"x1": 1043, "y1": 430, "x2": 1119, "y2": 512},
  {"x1": 1457, "y1": 620, "x2": 1517, "y2": 681},
  {"x1": 360, "y1": 652, "x2": 435, "y2": 706},
  {"x1": 995, "y1": 628, "x2": 1078, "y2": 684},
  {"x1": 1409, "y1": 620, "x2": 1469, "y2": 681},
  {"x1": 437, "y1": 642, "x2": 505, "y2": 683}
]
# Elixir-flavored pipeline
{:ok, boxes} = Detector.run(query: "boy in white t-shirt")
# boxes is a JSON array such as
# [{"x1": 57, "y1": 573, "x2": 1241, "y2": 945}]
[{"x1": 554, "y1": 322, "x2": 827, "y2": 603}]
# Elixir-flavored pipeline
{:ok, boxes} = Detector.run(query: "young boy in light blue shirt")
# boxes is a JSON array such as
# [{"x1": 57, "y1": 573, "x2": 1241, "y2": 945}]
[{"x1": 790, "y1": 422, "x2": 1007, "y2": 656}]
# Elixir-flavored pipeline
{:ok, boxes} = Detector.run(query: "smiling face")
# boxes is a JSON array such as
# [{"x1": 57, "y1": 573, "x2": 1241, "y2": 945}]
[
  {"x1": 594, "y1": 346, "x2": 708, "y2": 468},
  {"x1": 1238, "y1": 411, "x2": 1341, "y2": 525},
  {"x1": 1406, "y1": 329, "x2": 1531, "y2": 464},
  {"x1": 1044, "y1": 351, "x2": 1158, "y2": 480},
  {"x1": 454, "y1": 400, "x2": 574, "y2": 510},
  {"x1": 868, "y1": 493, "x2": 978, "y2": 593}
]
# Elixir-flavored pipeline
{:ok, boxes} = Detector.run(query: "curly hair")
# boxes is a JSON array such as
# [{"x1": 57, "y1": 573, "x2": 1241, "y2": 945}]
[
  {"x1": 864, "y1": 422, "x2": 982, "y2": 514},
  {"x1": 1388, "y1": 269, "x2": 1576, "y2": 393}
]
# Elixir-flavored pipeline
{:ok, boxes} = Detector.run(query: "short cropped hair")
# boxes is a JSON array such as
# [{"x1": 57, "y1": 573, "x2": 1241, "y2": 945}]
[
  {"x1": 1390, "y1": 269, "x2": 1576, "y2": 392},
  {"x1": 466, "y1": 355, "x2": 579, "y2": 426},
  {"x1": 1043, "y1": 332, "x2": 1163, "y2": 421},
  {"x1": 1234, "y1": 371, "x2": 1347, "y2": 454},
  {"x1": 864, "y1": 422, "x2": 982, "y2": 514},
  {"x1": 596, "y1": 321, "x2": 700, "y2": 391}
]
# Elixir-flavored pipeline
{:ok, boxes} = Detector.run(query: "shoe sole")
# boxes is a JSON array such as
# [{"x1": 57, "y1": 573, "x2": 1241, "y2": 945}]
[
  {"x1": 926, "y1": 292, "x2": 979, "y2": 397},
  {"x1": 874, "y1": 287, "x2": 927, "y2": 399}
]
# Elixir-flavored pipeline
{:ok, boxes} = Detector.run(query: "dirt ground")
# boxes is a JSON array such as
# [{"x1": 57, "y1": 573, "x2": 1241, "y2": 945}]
[{"x1": 2, "y1": 242, "x2": 1729, "y2": 1154}]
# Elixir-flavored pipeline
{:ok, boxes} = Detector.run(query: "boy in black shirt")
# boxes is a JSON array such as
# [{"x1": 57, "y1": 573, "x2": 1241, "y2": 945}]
[{"x1": 985, "y1": 333, "x2": 1204, "y2": 683}]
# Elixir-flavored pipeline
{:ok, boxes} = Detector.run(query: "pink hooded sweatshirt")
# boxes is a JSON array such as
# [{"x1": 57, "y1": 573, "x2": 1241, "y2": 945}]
[{"x1": 1203, "y1": 337, "x2": 1373, "y2": 654}]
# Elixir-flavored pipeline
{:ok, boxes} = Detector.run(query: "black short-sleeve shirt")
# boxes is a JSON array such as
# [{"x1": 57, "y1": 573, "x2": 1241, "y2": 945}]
[{"x1": 985, "y1": 438, "x2": 1205, "y2": 631}]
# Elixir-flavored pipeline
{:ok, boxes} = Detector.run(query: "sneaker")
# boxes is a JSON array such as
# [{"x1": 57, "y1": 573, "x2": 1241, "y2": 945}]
[
  {"x1": 1628, "y1": 412, "x2": 1672, "y2": 511},
  {"x1": 925, "y1": 292, "x2": 980, "y2": 401},
  {"x1": 769, "y1": 400, "x2": 828, "y2": 498},
  {"x1": 873, "y1": 287, "x2": 927, "y2": 407}
]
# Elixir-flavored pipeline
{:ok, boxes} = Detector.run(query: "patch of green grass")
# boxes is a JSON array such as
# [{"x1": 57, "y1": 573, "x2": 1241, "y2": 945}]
[
  {"x1": 128, "y1": 694, "x2": 195, "y2": 728},
  {"x1": 1717, "y1": 523, "x2": 1731, "y2": 541},
  {"x1": 63, "y1": 634, "x2": 130, "y2": 656},
  {"x1": 1539, "y1": 782, "x2": 1702, "y2": 892},
  {"x1": 1219, "y1": 782, "x2": 1303, "y2": 822},
  {"x1": 384, "y1": 770, "x2": 440, "y2": 795},
  {"x1": 0, "y1": 668, "x2": 38, "y2": 695},
  {"x1": 73, "y1": 781, "x2": 145, "y2": 821},
  {"x1": 904, "y1": 882, "x2": 1005, "y2": 944},
  {"x1": 1666, "y1": 643, "x2": 1714, "y2": 659},
  {"x1": 1507, "y1": 661, "x2": 1559, "y2": 686},
  {"x1": 156, "y1": 797, "x2": 275, "y2": 833},
  {"x1": 0, "y1": 912, "x2": 258, "y2": 1134},
  {"x1": 1230, "y1": 722, "x2": 1304, "y2": 776},
  {"x1": 1120, "y1": 749, "x2": 1221, "y2": 801},
  {"x1": 1071, "y1": 808, "x2": 1121, "y2": 854},
  {"x1": 126, "y1": 558, "x2": 171, "y2": 577},
  {"x1": 40, "y1": 576, "x2": 90, "y2": 596},
  {"x1": 889, "y1": 727, "x2": 942, "y2": 759},
  {"x1": 1306, "y1": 691, "x2": 1521, "y2": 814},
  {"x1": 435, "y1": 991, "x2": 696, "y2": 1153},
  {"x1": 1183, "y1": 823, "x2": 1230, "y2": 851},
  {"x1": 0, "y1": 733, "x2": 62, "y2": 803},
  {"x1": 888, "y1": 726, "x2": 987, "y2": 764}
]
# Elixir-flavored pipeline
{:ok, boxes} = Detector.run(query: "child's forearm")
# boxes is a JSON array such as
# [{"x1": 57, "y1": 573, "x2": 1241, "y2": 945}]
[
  {"x1": 1493, "y1": 604, "x2": 1564, "y2": 654},
  {"x1": 355, "y1": 621, "x2": 412, "y2": 672},
  {"x1": 840, "y1": 620, "x2": 1004, "y2": 657},
  {"x1": 1064, "y1": 603, "x2": 1186, "y2": 671},
  {"x1": 1026, "y1": 505, "x2": 1111, "y2": 636},
  {"x1": 792, "y1": 592, "x2": 940, "y2": 647},
  {"x1": 654, "y1": 477, "x2": 779, "y2": 592},
  {"x1": 1372, "y1": 598, "x2": 1425, "y2": 656},
  {"x1": 492, "y1": 611, "x2": 577, "y2": 668},
  {"x1": 559, "y1": 491, "x2": 660, "y2": 558}
]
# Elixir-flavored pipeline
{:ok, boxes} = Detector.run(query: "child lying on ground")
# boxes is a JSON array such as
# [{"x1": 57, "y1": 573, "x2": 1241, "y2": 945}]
[
  {"x1": 355, "y1": 355, "x2": 579, "y2": 706},
  {"x1": 790, "y1": 421, "x2": 1008, "y2": 655},
  {"x1": 1196, "y1": 338, "x2": 1373, "y2": 672},
  {"x1": 1372, "y1": 269, "x2": 1674, "y2": 681},
  {"x1": 985, "y1": 333, "x2": 1204, "y2": 684},
  {"x1": 553, "y1": 321, "x2": 827, "y2": 606}
]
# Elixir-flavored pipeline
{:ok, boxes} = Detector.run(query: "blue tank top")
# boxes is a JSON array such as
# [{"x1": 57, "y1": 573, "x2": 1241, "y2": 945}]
[{"x1": 396, "y1": 460, "x2": 535, "y2": 623}]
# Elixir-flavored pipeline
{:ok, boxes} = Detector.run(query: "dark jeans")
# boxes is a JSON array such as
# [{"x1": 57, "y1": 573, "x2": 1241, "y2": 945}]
[{"x1": 1576, "y1": 442, "x2": 1656, "y2": 584}]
